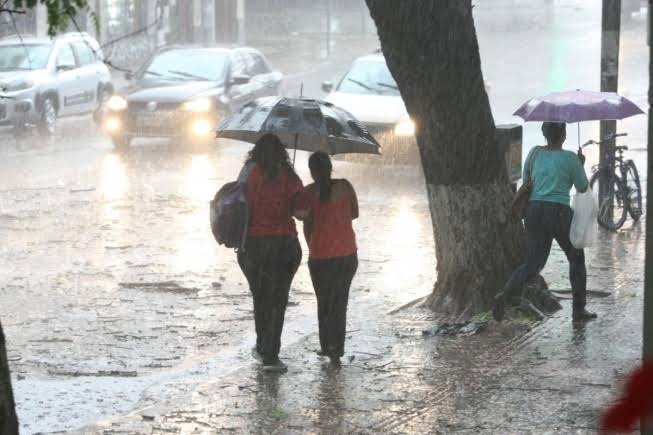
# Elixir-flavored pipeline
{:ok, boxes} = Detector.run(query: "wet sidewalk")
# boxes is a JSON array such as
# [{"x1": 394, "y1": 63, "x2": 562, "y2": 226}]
[{"x1": 77, "y1": 218, "x2": 645, "y2": 434}]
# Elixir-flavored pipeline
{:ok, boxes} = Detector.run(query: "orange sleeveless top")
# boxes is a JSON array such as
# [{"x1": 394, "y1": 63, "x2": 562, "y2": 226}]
[{"x1": 297, "y1": 187, "x2": 357, "y2": 260}]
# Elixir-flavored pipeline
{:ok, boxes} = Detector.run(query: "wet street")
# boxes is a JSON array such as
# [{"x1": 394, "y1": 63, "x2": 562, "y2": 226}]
[{"x1": 0, "y1": 1, "x2": 650, "y2": 433}]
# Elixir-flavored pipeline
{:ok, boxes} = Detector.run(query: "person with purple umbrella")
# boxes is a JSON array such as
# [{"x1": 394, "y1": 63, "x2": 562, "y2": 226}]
[{"x1": 493, "y1": 122, "x2": 597, "y2": 322}]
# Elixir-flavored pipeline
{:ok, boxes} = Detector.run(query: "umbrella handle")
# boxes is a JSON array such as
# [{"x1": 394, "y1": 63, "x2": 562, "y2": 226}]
[{"x1": 292, "y1": 133, "x2": 298, "y2": 167}]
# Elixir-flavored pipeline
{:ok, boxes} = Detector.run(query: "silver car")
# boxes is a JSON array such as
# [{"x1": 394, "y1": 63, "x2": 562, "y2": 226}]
[{"x1": 0, "y1": 32, "x2": 112, "y2": 137}]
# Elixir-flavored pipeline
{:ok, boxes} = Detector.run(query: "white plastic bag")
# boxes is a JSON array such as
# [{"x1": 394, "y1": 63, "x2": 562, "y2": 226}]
[{"x1": 570, "y1": 188, "x2": 598, "y2": 249}]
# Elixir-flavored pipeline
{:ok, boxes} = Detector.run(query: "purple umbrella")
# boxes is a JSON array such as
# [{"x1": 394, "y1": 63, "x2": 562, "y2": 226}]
[
  {"x1": 513, "y1": 90, "x2": 644, "y2": 123},
  {"x1": 513, "y1": 90, "x2": 644, "y2": 146}
]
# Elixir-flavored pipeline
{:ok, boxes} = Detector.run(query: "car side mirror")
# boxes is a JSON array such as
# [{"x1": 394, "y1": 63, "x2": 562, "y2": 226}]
[
  {"x1": 321, "y1": 81, "x2": 334, "y2": 93},
  {"x1": 124, "y1": 71, "x2": 134, "y2": 81},
  {"x1": 231, "y1": 74, "x2": 250, "y2": 85},
  {"x1": 56, "y1": 63, "x2": 75, "y2": 72}
]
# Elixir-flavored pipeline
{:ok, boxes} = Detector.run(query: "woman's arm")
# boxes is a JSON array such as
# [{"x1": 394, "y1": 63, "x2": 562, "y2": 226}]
[
  {"x1": 303, "y1": 215, "x2": 313, "y2": 245},
  {"x1": 346, "y1": 180, "x2": 359, "y2": 220},
  {"x1": 293, "y1": 184, "x2": 312, "y2": 221},
  {"x1": 571, "y1": 156, "x2": 589, "y2": 193}
]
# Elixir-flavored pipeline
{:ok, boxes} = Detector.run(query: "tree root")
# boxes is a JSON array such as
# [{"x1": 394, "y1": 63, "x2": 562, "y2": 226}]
[{"x1": 505, "y1": 275, "x2": 562, "y2": 321}]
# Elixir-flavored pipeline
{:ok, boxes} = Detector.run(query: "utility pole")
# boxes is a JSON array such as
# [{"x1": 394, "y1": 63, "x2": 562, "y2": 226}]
[
  {"x1": 599, "y1": 0, "x2": 621, "y2": 205},
  {"x1": 237, "y1": 0, "x2": 245, "y2": 45},
  {"x1": 642, "y1": 2, "x2": 653, "y2": 432},
  {"x1": 326, "y1": 0, "x2": 332, "y2": 57}
]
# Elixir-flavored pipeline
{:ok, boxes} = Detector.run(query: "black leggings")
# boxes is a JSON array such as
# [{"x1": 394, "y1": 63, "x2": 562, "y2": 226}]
[
  {"x1": 238, "y1": 236, "x2": 302, "y2": 362},
  {"x1": 503, "y1": 201, "x2": 587, "y2": 310},
  {"x1": 308, "y1": 253, "x2": 358, "y2": 358}
]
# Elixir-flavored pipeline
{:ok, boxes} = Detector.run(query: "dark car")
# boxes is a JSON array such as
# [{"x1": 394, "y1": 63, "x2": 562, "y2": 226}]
[{"x1": 100, "y1": 45, "x2": 282, "y2": 149}]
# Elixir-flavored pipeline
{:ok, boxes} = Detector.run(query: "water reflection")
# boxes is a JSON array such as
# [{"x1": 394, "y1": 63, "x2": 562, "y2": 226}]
[
  {"x1": 249, "y1": 370, "x2": 282, "y2": 433},
  {"x1": 569, "y1": 321, "x2": 589, "y2": 367},
  {"x1": 184, "y1": 154, "x2": 215, "y2": 202},
  {"x1": 380, "y1": 201, "x2": 423, "y2": 291},
  {"x1": 170, "y1": 154, "x2": 219, "y2": 274},
  {"x1": 316, "y1": 366, "x2": 347, "y2": 433},
  {"x1": 100, "y1": 153, "x2": 128, "y2": 202}
]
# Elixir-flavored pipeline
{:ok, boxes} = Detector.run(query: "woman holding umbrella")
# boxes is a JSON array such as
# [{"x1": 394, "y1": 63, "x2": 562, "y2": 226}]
[
  {"x1": 238, "y1": 133, "x2": 304, "y2": 372},
  {"x1": 295, "y1": 152, "x2": 359, "y2": 366},
  {"x1": 493, "y1": 122, "x2": 597, "y2": 322}
]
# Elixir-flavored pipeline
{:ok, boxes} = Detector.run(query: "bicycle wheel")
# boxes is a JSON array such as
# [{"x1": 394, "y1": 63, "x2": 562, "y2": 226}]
[
  {"x1": 589, "y1": 170, "x2": 628, "y2": 230},
  {"x1": 625, "y1": 160, "x2": 643, "y2": 221}
]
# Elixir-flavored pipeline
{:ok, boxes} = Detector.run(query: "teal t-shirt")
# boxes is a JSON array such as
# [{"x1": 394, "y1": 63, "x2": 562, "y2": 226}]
[{"x1": 524, "y1": 146, "x2": 589, "y2": 206}]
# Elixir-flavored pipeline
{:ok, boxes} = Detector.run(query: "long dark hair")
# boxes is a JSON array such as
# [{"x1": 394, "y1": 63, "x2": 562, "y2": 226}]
[
  {"x1": 246, "y1": 133, "x2": 296, "y2": 180},
  {"x1": 309, "y1": 152, "x2": 333, "y2": 202},
  {"x1": 541, "y1": 122, "x2": 566, "y2": 147}
]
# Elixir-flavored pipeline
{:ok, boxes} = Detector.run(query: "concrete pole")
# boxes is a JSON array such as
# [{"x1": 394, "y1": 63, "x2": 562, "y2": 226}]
[
  {"x1": 237, "y1": 0, "x2": 245, "y2": 45},
  {"x1": 599, "y1": 0, "x2": 621, "y2": 205},
  {"x1": 35, "y1": 4, "x2": 48, "y2": 37},
  {"x1": 643, "y1": 3, "x2": 653, "y2": 432},
  {"x1": 326, "y1": 0, "x2": 331, "y2": 57}
]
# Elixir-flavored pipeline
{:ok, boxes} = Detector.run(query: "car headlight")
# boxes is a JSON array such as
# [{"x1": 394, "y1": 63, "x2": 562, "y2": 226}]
[
  {"x1": 394, "y1": 119, "x2": 415, "y2": 136},
  {"x1": 182, "y1": 97, "x2": 212, "y2": 112},
  {"x1": 107, "y1": 95, "x2": 128, "y2": 111},
  {"x1": 2, "y1": 79, "x2": 34, "y2": 93},
  {"x1": 191, "y1": 119, "x2": 212, "y2": 137}
]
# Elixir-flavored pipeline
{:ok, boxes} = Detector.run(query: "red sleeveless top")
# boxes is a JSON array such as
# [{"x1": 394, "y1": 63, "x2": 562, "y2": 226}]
[
  {"x1": 246, "y1": 164, "x2": 303, "y2": 237},
  {"x1": 297, "y1": 185, "x2": 357, "y2": 260}
]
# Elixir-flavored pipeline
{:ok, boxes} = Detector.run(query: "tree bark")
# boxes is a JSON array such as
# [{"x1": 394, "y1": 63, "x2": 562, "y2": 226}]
[
  {"x1": 0, "y1": 322, "x2": 19, "y2": 435},
  {"x1": 366, "y1": 0, "x2": 528, "y2": 319}
]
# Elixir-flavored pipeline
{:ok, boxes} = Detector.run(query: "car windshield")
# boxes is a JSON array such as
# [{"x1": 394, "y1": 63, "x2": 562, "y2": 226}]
[
  {"x1": 0, "y1": 44, "x2": 51, "y2": 71},
  {"x1": 142, "y1": 49, "x2": 228, "y2": 82},
  {"x1": 337, "y1": 59, "x2": 399, "y2": 96}
]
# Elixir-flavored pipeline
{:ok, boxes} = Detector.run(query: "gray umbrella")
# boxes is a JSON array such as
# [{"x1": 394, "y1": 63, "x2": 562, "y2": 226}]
[{"x1": 216, "y1": 96, "x2": 381, "y2": 155}]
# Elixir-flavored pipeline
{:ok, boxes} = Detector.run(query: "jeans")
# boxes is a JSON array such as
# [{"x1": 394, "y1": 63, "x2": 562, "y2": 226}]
[
  {"x1": 502, "y1": 201, "x2": 587, "y2": 310},
  {"x1": 237, "y1": 236, "x2": 302, "y2": 362},
  {"x1": 308, "y1": 253, "x2": 358, "y2": 358}
]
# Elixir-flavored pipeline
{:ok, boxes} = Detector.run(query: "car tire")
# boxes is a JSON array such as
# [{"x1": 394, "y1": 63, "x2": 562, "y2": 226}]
[
  {"x1": 111, "y1": 134, "x2": 131, "y2": 151},
  {"x1": 12, "y1": 122, "x2": 29, "y2": 139},
  {"x1": 94, "y1": 88, "x2": 111, "y2": 125},
  {"x1": 37, "y1": 97, "x2": 57, "y2": 137}
]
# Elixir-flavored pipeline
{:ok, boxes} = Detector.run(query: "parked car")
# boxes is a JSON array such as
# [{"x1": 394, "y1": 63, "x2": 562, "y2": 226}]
[
  {"x1": 321, "y1": 52, "x2": 417, "y2": 162},
  {"x1": 100, "y1": 45, "x2": 283, "y2": 149},
  {"x1": 0, "y1": 32, "x2": 112, "y2": 137}
]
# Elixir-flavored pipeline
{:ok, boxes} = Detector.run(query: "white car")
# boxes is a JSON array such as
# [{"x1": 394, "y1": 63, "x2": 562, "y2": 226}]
[
  {"x1": 322, "y1": 52, "x2": 416, "y2": 161},
  {"x1": 0, "y1": 32, "x2": 112, "y2": 137}
]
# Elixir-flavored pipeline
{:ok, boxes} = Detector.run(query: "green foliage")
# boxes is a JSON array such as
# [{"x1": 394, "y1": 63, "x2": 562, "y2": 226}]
[
  {"x1": 472, "y1": 311, "x2": 493, "y2": 322},
  {"x1": 6, "y1": 0, "x2": 98, "y2": 37}
]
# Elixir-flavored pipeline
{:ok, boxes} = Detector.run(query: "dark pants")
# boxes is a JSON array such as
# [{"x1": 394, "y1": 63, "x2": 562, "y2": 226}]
[
  {"x1": 238, "y1": 236, "x2": 302, "y2": 362},
  {"x1": 308, "y1": 253, "x2": 358, "y2": 358},
  {"x1": 503, "y1": 201, "x2": 587, "y2": 311}
]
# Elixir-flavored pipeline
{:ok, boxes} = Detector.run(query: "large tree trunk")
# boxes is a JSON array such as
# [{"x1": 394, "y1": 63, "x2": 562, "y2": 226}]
[
  {"x1": 366, "y1": 1, "x2": 527, "y2": 319},
  {"x1": 0, "y1": 322, "x2": 19, "y2": 434}
]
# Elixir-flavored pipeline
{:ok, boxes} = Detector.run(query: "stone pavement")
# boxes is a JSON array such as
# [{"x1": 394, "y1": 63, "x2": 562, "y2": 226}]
[{"x1": 76, "y1": 218, "x2": 645, "y2": 434}]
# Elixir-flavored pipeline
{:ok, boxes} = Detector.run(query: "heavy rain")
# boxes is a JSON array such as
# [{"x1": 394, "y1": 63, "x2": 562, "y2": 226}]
[{"x1": 0, "y1": 0, "x2": 651, "y2": 434}]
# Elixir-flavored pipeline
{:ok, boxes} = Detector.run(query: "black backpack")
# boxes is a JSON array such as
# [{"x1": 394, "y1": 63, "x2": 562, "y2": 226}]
[{"x1": 210, "y1": 163, "x2": 254, "y2": 250}]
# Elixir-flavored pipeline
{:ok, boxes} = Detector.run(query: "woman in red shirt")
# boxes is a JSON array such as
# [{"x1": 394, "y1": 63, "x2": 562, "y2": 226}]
[
  {"x1": 295, "y1": 152, "x2": 358, "y2": 365},
  {"x1": 237, "y1": 134, "x2": 303, "y2": 372}
]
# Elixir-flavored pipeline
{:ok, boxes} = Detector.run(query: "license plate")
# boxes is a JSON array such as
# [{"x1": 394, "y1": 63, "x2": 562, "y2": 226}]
[{"x1": 135, "y1": 112, "x2": 168, "y2": 128}]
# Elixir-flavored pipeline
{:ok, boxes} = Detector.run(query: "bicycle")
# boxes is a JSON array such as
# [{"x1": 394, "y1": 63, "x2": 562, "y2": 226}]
[{"x1": 582, "y1": 132, "x2": 643, "y2": 230}]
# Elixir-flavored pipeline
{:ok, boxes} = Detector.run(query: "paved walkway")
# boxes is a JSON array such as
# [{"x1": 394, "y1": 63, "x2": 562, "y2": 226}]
[{"x1": 76, "y1": 218, "x2": 645, "y2": 434}]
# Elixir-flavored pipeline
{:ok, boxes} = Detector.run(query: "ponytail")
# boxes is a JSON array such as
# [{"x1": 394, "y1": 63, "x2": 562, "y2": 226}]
[
  {"x1": 308, "y1": 152, "x2": 333, "y2": 203},
  {"x1": 316, "y1": 173, "x2": 332, "y2": 202}
]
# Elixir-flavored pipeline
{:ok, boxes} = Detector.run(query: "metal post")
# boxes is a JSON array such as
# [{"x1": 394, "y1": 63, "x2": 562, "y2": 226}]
[
  {"x1": 642, "y1": 3, "x2": 653, "y2": 432},
  {"x1": 599, "y1": 0, "x2": 621, "y2": 207},
  {"x1": 237, "y1": 0, "x2": 246, "y2": 45},
  {"x1": 326, "y1": 0, "x2": 331, "y2": 57}
]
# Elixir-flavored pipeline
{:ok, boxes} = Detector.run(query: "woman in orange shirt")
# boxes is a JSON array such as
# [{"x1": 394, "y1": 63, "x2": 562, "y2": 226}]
[
  {"x1": 295, "y1": 152, "x2": 358, "y2": 365},
  {"x1": 237, "y1": 134, "x2": 303, "y2": 372}
]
